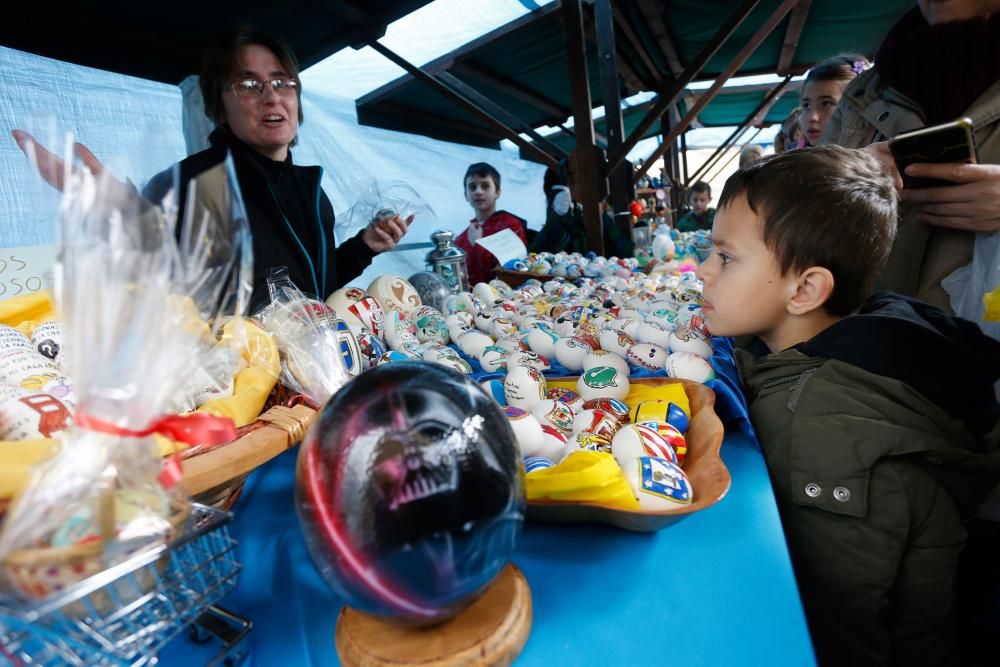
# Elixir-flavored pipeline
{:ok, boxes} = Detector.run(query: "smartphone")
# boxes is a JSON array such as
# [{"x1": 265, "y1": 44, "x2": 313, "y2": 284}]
[{"x1": 888, "y1": 117, "x2": 979, "y2": 189}]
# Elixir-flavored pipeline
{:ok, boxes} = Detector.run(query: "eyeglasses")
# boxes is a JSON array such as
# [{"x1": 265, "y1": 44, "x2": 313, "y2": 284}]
[{"x1": 228, "y1": 78, "x2": 299, "y2": 98}]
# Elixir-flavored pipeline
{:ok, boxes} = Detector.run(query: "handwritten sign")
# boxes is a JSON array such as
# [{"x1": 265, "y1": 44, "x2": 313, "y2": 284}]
[
  {"x1": 475, "y1": 228, "x2": 527, "y2": 266},
  {"x1": 0, "y1": 245, "x2": 55, "y2": 301}
]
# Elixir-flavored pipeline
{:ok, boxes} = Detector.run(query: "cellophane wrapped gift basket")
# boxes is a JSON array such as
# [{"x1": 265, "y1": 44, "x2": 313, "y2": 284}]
[{"x1": 0, "y1": 152, "x2": 273, "y2": 664}]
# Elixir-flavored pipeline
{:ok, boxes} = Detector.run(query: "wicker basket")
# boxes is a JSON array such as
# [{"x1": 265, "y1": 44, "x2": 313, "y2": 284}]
[{"x1": 2, "y1": 495, "x2": 192, "y2": 613}]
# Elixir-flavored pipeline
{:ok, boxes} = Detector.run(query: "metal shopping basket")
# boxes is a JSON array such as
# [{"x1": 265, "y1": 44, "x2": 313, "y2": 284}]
[{"x1": 0, "y1": 504, "x2": 250, "y2": 666}]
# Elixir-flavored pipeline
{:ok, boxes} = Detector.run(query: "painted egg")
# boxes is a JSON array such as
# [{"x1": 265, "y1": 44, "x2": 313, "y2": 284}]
[
  {"x1": 489, "y1": 280, "x2": 513, "y2": 299},
  {"x1": 377, "y1": 350, "x2": 417, "y2": 365},
  {"x1": 626, "y1": 342, "x2": 668, "y2": 371},
  {"x1": 325, "y1": 285, "x2": 367, "y2": 314},
  {"x1": 367, "y1": 275, "x2": 422, "y2": 314},
  {"x1": 538, "y1": 425, "x2": 570, "y2": 461},
  {"x1": 524, "y1": 456, "x2": 555, "y2": 473},
  {"x1": 473, "y1": 282, "x2": 499, "y2": 305},
  {"x1": 457, "y1": 330, "x2": 494, "y2": 359},
  {"x1": 504, "y1": 364, "x2": 547, "y2": 411},
  {"x1": 480, "y1": 377, "x2": 508, "y2": 405},
  {"x1": 507, "y1": 351, "x2": 551, "y2": 371},
  {"x1": 665, "y1": 352, "x2": 715, "y2": 383},
  {"x1": 474, "y1": 309, "x2": 500, "y2": 333},
  {"x1": 492, "y1": 318, "x2": 519, "y2": 339},
  {"x1": 554, "y1": 336, "x2": 593, "y2": 372},
  {"x1": 572, "y1": 408, "x2": 621, "y2": 440},
  {"x1": 421, "y1": 344, "x2": 458, "y2": 363},
  {"x1": 582, "y1": 350, "x2": 630, "y2": 377},
  {"x1": 530, "y1": 399, "x2": 576, "y2": 433},
  {"x1": 546, "y1": 387, "x2": 584, "y2": 412},
  {"x1": 577, "y1": 366, "x2": 629, "y2": 401},
  {"x1": 667, "y1": 402, "x2": 690, "y2": 434},
  {"x1": 567, "y1": 432, "x2": 613, "y2": 456},
  {"x1": 414, "y1": 313, "x2": 449, "y2": 345},
  {"x1": 668, "y1": 328, "x2": 713, "y2": 359},
  {"x1": 635, "y1": 321, "x2": 671, "y2": 348},
  {"x1": 504, "y1": 406, "x2": 544, "y2": 457},
  {"x1": 356, "y1": 329, "x2": 387, "y2": 370},
  {"x1": 444, "y1": 292, "x2": 476, "y2": 315},
  {"x1": 622, "y1": 456, "x2": 693, "y2": 511},
  {"x1": 637, "y1": 421, "x2": 688, "y2": 465},
  {"x1": 611, "y1": 425, "x2": 678, "y2": 468},
  {"x1": 335, "y1": 319, "x2": 362, "y2": 377},
  {"x1": 526, "y1": 324, "x2": 560, "y2": 359},
  {"x1": 343, "y1": 296, "x2": 386, "y2": 340},
  {"x1": 434, "y1": 355, "x2": 473, "y2": 374},
  {"x1": 445, "y1": 312, "x2": 474, "y2": 329},
  {"x1": 494, "y1": 337, "x2": 527, "y2": 354},
  {"x1": 479, "y1": 345, "x2": 511, "y2": 373},
  {"x1": 612, "y1": 317, "x2": 642, "y2": 338},
  {"x1": 631, "y1": 399, "x2": 674, "y2": 424},
  {"x1": 581, "y1": 398, "x2": 630, "y2": 425},
  {"x1": 598, "y1": 329, "x2": 635, "y2": 358}
]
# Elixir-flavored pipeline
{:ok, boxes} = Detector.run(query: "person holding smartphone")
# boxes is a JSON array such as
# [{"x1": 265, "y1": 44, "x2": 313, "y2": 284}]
[{"x1": 822, "y1": 0, "x2": 1000, "y2": 312}]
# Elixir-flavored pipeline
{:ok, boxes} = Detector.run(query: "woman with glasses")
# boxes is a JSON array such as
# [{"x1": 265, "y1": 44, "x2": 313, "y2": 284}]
[
  {"x1": 142, "y1": 29, "x2": 408, "y2": 308},
  {"x1": 13, "y1": 29, "x2": 409, "y2": 309}
]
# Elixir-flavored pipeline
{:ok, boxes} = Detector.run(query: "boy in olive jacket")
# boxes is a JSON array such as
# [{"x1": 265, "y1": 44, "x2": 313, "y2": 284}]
[{"x1": 697, "y1": 146, "x2": 1000, "y2": 666}]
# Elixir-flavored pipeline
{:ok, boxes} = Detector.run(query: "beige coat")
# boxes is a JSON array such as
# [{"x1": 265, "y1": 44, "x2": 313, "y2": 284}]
[{"x1": 823, "y1": 69, "x2": 1000, "y2": 312}]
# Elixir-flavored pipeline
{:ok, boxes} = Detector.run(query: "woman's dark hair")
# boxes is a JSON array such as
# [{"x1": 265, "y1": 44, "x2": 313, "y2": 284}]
[{"x1": 200, "y1": 28, "x2": 304, "y2": 128}]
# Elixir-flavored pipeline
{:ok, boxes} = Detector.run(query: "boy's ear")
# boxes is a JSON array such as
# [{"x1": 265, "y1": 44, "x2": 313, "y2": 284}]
[{"x1": 786, "y1": 266, "x2": 834, "y2": 316}]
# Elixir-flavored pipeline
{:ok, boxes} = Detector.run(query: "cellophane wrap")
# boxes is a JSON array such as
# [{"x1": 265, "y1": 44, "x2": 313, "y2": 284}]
[
  {"x1": 0, "y1": 145, "x2": 253, "y2": 583},
  {"x1": 256, "y1": 268, "x2": 350, "y2": 406},
  {"x1": 336, "y1": 179, "x2": 434, "y2": 237}
]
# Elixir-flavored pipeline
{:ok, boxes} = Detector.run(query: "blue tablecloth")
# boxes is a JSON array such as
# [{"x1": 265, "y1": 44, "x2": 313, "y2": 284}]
[{"x1": 162, "y1": 427, "x2": 816, "y2": 665}]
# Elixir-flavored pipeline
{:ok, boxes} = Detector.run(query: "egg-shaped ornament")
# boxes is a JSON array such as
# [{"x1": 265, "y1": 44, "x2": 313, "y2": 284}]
[
  {"x1": 581, "y1": 398, "x2": 630, "y2": 425},
  {"x1": 635, "y1": 321, "x2": 672, "y2": 349},
  {"x1": 478, "y1": 345, "x2": 510, "y2": 373},
  {"x1": 507, "y1": 350, "x2": 551, "y2": 371},
  {"x1": 637, "y1": 421, "x2": 688, "y2": 465},
  {"x1": 480, "y1": 377, "x2": 508, "y2": 405},
  {"x1": 377, "y1": 350, "x2": 418, "y2": 365},
  {"x1": 368, "y1": 275, "x2": 423, "y2": 314},
  {"x1": 0, "y1": 388, "x2": 72, "y2": 440},
  {"x1": 444, "y1": 292, "x2": 476, "y2": 316},
  {"x1": 296, "y1": 362, "x2": 524, "y2": 625},
  {"x1": 504, "y1": 406, "x2": 544, "y2": 457},
  {"x1": 356, "y1": 328, "x2": 388, "y2": 371},
  {"x1": 473, "y1": 282, "x2": 499, "y2": 306},
  {"x1": 338, "y1": 296, "x2": 386, "y2": 340},
  {"x1": 494, "y1": 337, "x2": 527, "y2": 354},
  {"x1": 530, "y1": 399, "x2": 576, "y2": 434},
  {"x1": 622, "y1": 456, "x2": 693, "y2": 511},
  {"x1": 523, "y1": 456, "x2": 555, "y2": 473},
  {"x1": 325, "y1": 286, "x2": 368, "y2": 314},
  {"x1": 456, "y1": 330, "x2": 494, "y2": 359},
  {"x1": 612, "y1": 317, "x2": 642, "y2": 339},
  {"x1": 567, "y1": 432, "x2": 613, "y2": 456},
  {"x1": 598, "y1": 329, "x2": 635, "y2": 360},
  {"x1": 546, "y1": 387, "x2": 584, "y2": 412},
  {"x1": 582, "y1": 350, "x2": 630, "y2": 378},
  {"x1": 665, "y1": 352, "x2": 716, "y2": 383},
  {"x1": 626, "y1": 343, "x2": 668, "y2": 371},
  {"x1": 489, "y1": 279, "x2": 513, "y2": 299},
  {"x1": 525, "y1": 324, "x2": 560, "y2": 360},
  {"x1": 668, "y1": 323, "x2": 713, "y2": 359},
  {"x1": 611, "y1": 425, "x2": 678, "y2": 468},
  {"x1": 414, "y1": 312, "x2": 450, "y2": 345},
  {"x1": 407, "y1": 271, "x2": 452, "y2": 312},
  {"x1": 576, "y1": 366, "x2": 629, "y2": 401},
  {"x1": 537, "y1": 424, "x2": 570, "y2": 461},
  {"x1": 336, "y1": 318, "x2": 363, "y2": 377},
  {"x1": 504, "y1": 364, "x2": 547, "y2": 411},
  {"x1": 572, "y1": 408, "x2": 621, "y2": 440},
  {"x1": 433, "y1": 355, "x2": 474, "y2": 374},
  {"x1": 553, "y1": 336, "x2": 592, "y2": 372}
]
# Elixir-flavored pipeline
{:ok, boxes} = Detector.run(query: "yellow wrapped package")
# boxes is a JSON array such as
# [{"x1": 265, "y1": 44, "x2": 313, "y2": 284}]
[
  {"x1": 526, "y1": 450, "x2": 640, "y2": 510},
  {"x1": 984, "y1": 284, "x2": 1000, "y2": 322},
  {"x1": 0, "y1": 291, "x2": 280, "y2": 501}
]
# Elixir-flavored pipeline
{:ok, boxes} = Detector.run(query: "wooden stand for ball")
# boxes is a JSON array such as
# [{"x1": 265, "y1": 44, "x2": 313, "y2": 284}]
[{"x1": 335, "y1": 564, "x2": 532, "y2": 667}]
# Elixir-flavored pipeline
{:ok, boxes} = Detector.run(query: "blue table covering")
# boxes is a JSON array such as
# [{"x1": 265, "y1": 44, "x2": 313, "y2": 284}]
[
  {"x1": 162, "y1": 338, "x2": 814, "y2": 665},
  {"x1": 162, "y1": 434, "x2": 815, "y2": 666}
]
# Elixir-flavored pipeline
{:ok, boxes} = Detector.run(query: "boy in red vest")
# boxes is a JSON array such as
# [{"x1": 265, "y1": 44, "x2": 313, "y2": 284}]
[{"x1": 455, "y1": 162, "x2": 527, "y2": 286}]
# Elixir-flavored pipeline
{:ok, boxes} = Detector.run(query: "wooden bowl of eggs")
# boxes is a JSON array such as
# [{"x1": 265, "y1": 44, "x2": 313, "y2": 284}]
[{"x1": 518, "y1": 376, "x2": 729, "y2": 532}]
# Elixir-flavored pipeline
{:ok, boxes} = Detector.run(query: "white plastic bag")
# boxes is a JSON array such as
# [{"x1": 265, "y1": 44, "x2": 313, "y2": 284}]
[{"x1": 943, "y1": 232, "x2": 1000, "y2": 340}]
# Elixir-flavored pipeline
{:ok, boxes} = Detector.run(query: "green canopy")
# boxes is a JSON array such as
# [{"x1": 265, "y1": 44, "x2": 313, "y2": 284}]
[{"x1": 356, "y1": 0, "x2": 913, "y2": 152}]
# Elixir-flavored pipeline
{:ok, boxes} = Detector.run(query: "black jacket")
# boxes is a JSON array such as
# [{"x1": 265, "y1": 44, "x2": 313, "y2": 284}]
[{"x1": 144, "y1": 128, "x2": 376, "y2": 311}]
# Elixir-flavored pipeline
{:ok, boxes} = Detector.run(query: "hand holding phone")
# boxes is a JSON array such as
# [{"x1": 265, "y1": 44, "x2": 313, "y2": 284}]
[{"x1": 888, "y1": 117, "x2": 979, "y2": 189}]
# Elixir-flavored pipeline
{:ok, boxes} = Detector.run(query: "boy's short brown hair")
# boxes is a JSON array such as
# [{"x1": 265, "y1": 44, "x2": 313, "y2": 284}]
[
  {"x1": 718, "y1": 146, "x2": 897, "y2": 316},
  {"x1": 464, "y1": 162, "x2": 501, "y2": 190},
  {"x1": 689, "y1": 180, "x2": 711, "y2": 198}
]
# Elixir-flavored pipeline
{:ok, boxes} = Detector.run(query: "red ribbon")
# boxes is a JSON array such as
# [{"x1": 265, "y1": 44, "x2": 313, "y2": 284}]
[{"x1": 74, "y1": 412, "x2": 238, "y2": 489}]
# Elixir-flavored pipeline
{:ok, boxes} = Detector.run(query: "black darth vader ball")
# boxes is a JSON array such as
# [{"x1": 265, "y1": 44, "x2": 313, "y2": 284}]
[{"x1": 295, "y1": 361, "x2": 525, "y2": 625}]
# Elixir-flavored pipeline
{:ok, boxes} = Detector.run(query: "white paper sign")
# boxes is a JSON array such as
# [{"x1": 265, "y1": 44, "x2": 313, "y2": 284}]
[
  {"x1": 474, "y1": 228, "x2": 528, "y2": 265},
  {"x1": 0, "y1": 245, "x2": 55, "y2": 301}
]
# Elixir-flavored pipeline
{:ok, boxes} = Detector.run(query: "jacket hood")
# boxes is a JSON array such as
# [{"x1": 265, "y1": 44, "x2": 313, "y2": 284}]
[{"x1": 797, "y1": 291, "x2": 1000, "y2": 438}]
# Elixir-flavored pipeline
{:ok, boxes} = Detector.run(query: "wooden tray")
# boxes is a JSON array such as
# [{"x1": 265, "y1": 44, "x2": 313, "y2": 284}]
[
  {"x1": 183, "y1": 404, "x2": 316, "y2": 501},
  {"x1": 526, "y1": 378, "x2": 729, "y2": 532}
]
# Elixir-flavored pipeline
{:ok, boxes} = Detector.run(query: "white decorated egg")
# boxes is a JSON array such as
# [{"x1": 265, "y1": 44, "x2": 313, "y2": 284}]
[
  {"x1": 611, "y1": 424, "x2": 678, "y2": 468},
  {"x1": 530, "y1": 398, "x2": 576, "y2": 433},
  {"x1": 626, "y1": 342, "x2": 668, "y2": 371},
  {"x1": 367, "y1": 275, "x2": 422, "y2": 314},
  {"x1": 665, "y1": 351, "x2": 716, "y2": 383},
  {"x1": 599, "y1": 328, "x2": 635, "y2": 358},
  {"x1": 554, "y1": 336, "x2": 593, "y2": 372},
  {"x1": 622, "y1": 456, "x2": 693, "y2": 511},
  {"x1": 504, "y1": 364, "x2": 547, "y2": 411},
  {"x1": 457, "y1": 329, "x2": 494, "y2": 358},
  {"x1": 576, "y1": 366, "x2": 629, "y2": 401},
  {"x1": 582, "y1": 350, "x2": 630, "y2": 377},
  {"x1": 503, "y1": 406, "x2": 544, "y2": 457}
]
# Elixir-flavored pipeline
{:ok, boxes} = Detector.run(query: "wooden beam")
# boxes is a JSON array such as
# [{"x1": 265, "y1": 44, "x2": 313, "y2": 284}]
[
  {"x1": 777, "y1": 0, "x2": 812, "y2": 76},
  {"x1": 368, "y1": 40, "x2": 560, "y2": 168},
  {"x1": 436, "y1": 71, "x2": 569, "y2": 158},
  {"x1": 369, "y1": 101, "x2": 503, "y2": 142},
  {"x1": 635, "y1": 0, "x2": 684, "y2": 77},
  {"x1": 562, "y1": 0, "x2": 605, "y2": 255},
  {"x1": 581, "y1": 8, "x2": 644, "y2": 93},
  {"x1": 611, "y1": 4, "x2": 663, "y2": 88},
  {"x1": 609, "y1": 0, "x2": 761, "y2": 173},
  {"x1": 451, "y1": 61, "x2": 570, "y2": 120},
  {"x1": 635, "y1": 0, "x2": 800, "y2": 181},
  {"x1": 686, "y1": 76, "x2": 792, "y2": 185},
  {"x1": 596, "y1": 0, "x2": 634, "y2": 255}
]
